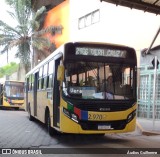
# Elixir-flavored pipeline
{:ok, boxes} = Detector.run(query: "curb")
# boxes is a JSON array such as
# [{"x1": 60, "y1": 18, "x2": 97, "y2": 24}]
[{"x1": 136, "y1": 121, "x2": 160, "y2": 136}]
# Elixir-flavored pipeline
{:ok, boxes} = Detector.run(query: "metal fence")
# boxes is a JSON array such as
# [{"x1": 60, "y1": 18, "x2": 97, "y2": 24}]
[{"x1": 137, "y1": 65, "x2": 160, "y2": 119}]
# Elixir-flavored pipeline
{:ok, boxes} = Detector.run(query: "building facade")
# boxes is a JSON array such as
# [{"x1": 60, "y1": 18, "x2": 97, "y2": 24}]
[{"x1": 138, "y1": 46, "x2": 160, "y2": 119}]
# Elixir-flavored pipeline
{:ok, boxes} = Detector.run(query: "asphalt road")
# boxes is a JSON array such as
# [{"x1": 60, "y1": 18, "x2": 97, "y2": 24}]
[{"x1": 0, "y1": 109, "x2": 160, "y2": 157}]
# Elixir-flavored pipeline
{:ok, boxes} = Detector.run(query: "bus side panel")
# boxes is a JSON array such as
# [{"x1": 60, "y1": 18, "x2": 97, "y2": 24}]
[
  {"x1": 0, "y1": 84, "x2": 3, "y2": 106},
  {"x1": 3, "y1": 97, "x2": 10, "y2": 107},
  {"x1": 37, "y1": 90, "x2": 47, "y2": 123},
  {"x1": 28, "y1": 92, "x2": 34, "y2": 115}
]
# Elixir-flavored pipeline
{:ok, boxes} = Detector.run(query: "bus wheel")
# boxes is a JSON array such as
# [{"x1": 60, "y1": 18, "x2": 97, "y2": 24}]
[
  {"x1": 46, "y1": 112, "x2": 58, "y2": 136},
  {"x1": 28, "y1": 105, "x2": 34, "y2": 121},
  {"x1": 14, "y1": 107, "x2": 19, "y2": 111}
]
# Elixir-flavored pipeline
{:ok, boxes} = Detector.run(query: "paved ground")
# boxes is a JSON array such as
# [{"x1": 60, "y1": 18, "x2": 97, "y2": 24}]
[
  {"x1": 0, "y1": 109, "x2": 57, "y2": 148},
  {"x1": 0, "y1": 109, "x2": 160, "y2": 157},
  {"x1": 137, "y1": 118, "x2": 160, "y2": 135}
]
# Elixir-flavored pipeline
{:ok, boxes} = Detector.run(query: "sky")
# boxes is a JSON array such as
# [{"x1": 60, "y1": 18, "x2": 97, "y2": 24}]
[{"x1": 0, "y1": 0, "x2": 19, "y2": 67}]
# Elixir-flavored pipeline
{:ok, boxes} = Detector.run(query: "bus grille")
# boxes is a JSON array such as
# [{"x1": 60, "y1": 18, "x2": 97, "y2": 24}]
[
  {"x1": 79, "y1": 120, "x2": 126, "y2": 130},
  {"x1": 76, "y1": 104, "x2": 131, "y2": 112}
]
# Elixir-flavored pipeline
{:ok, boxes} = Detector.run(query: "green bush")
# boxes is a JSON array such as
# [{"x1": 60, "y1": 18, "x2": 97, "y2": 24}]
[{"x1": 0, "y1": 62, "x2": 19, "y2": 78}]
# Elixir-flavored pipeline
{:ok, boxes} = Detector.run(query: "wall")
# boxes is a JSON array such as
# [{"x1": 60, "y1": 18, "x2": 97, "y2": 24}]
[
  {"x1": 44, "y1": 0, "x2": 70, "y2": 48},
  {"x1": 42, "y1": 0, "x2": 160, "y2": 67},
  {"x1": 69, "y1": 0, "x2": 160, "y2": 67},
  {"x1": 140, "y1": 47, "x2": 160, "y2": 67}
]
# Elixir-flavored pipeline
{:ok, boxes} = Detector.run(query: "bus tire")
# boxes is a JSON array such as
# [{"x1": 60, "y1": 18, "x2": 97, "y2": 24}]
[
  {"x1": 45, "y1": 111, "x2": 58, "y2": 136},
  {"x1": 28, "y1": 105, "x2": 34, "y2": 121},
  {"x1": 15, "y1": 107, "x2": 19, "y2": 110}
]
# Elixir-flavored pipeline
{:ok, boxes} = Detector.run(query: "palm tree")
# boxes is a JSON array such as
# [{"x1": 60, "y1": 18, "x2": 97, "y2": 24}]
[{"x1": 0, "y1": 0, "x2": 62, "y2": 73}]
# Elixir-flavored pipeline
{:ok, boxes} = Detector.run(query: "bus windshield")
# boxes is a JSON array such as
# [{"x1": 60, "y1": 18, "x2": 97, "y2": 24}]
[
  {"x1": 5, "y1": 83, "x2": 24, "y2": 98},
  {"x1": 63, "y1": 61, "x2": 136, "y2": 100}
]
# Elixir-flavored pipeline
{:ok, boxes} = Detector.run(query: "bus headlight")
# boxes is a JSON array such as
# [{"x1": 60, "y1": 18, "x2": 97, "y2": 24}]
[
  {"x1": 63, "y1": 107, "x2": 79, "y2": 123},
  {"x1": 63, "y1": 107, "x2": 70, "y2": 118},
  {"x1": 71, "y1": 113, "x2": 78, "y2": 123},
  {"x1": 127, "y1": 110, "x2": 136, "y2": 123}
]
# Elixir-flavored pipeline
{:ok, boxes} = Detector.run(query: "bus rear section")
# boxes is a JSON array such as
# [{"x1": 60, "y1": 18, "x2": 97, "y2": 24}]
[
  {"x1": 26, "y1": 42, "x2": 137, "y2": 135},
  {"x1": 2, "y1": 81, "x2": 25, "y2": 110}
]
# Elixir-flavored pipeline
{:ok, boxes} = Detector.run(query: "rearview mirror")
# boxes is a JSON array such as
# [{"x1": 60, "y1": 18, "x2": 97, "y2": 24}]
[{"x1": 57, "y1": 65, "x2": 64, "y2": 81}]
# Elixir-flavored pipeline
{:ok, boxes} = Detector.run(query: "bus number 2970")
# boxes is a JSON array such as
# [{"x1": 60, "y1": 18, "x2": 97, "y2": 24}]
[{"x1": 88, "y1": 114, "x2": 103, "y2": 120}]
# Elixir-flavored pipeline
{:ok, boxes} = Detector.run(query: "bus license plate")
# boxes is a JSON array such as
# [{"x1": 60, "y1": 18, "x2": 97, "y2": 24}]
[{"x1": 98, "y1": 125, "x2": 111, "y2": 130}]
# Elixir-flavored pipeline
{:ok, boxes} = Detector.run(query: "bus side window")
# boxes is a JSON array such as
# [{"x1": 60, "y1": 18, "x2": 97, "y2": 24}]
[
  {"x1": 38, "y1": 79, "x2": 41, "y2": 90},
  {"x1": 41, "y1": 78, "x2": 44, "y2": 89},
  {"x1": 26, "y1": 78, "x2": 29, "y2": 92},
  {"x1": 48, "y1": 59, "x2": 54, "y2": 74},
  {"x1": 48, "y1": 59, "x2": 54, "y2": 89},
  {"x1": 38, "y1": 67, "x2": 43, "y2": 90},
  {"x1": 47, "y1": 75, "x2": 53, "y2": 88},
  {"x1": 32, "y1": 74, "x2": 34, "y2": 90},
  {"x1": 39, "y1": 67, "x2": 43, "y2": 78},
  {"x1": 43, "y1": 77, "x2": 47, "y2": 89},
  {"x1": 29, "y1": 75, "x2": 32, "y2": 91},
  {"x1": 43, "y1": 63, "x2": 48, "y2": 76},
  {"x1": 42, "y1": 63, "x2": 48, "y2": 89}
]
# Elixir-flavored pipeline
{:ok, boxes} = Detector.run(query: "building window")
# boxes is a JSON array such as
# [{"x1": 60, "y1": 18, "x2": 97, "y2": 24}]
[
  {"x1": 78, "y1": 9, "x2": 100, "y2": 29},
  {"x1": 92, "y1": 9, "x2": 100, "y2": 24},
  {"x1": 85, "y1": 14, "x2": 92, "y2": 27},
  {"x1": 79, "y1": 17, "x2": 85, "y2": 29}
]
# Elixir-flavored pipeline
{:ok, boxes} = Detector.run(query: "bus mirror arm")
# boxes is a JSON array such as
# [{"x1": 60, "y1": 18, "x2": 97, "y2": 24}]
[{"x1": 57, "y1": 65, "x2": 65, "y2": 81}]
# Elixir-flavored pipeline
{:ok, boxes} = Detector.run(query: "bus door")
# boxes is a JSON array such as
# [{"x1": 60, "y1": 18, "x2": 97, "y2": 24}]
[
  {"x1": 53, "y1": 58, "x2": 61, "y2": 127},
  {"x1": 26, "y1": 78, "x2": 29, "y2": 111},
  {"x1": 33, "y1": 72, "x2": 38, "y2": 117},
  {"x1": 0, "y1": 84, "x2": 3, "y2": 106}
]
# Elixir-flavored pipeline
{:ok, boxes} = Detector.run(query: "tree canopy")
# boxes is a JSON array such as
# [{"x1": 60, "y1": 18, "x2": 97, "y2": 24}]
[
  {"x1": 0, "y1": 62, "x2": 19, "y2": 78},
  {"x1": 0, "y1": 0, "x2": 62, "y2": 73}
]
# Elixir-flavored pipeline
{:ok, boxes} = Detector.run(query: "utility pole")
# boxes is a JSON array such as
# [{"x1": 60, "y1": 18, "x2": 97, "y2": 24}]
[
  {"x1": 152, "y1": 56, "x2": 159, "y2": 129},
  {"x1": 7, "y1": 49, "x2": 8, "y2": 63},
  {"x1": 145, "y1": 26, "x2": 160, "y2": 55}
]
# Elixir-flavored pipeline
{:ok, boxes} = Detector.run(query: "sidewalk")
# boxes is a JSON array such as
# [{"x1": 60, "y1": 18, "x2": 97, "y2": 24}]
[{"x1": 136, "y1": 118, "x2": 160, "y2": 136}]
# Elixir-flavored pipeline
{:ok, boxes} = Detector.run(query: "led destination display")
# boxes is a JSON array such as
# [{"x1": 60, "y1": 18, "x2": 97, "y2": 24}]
[{"x1": 76, "y1": 47, "x2": 127, "y2": 58}]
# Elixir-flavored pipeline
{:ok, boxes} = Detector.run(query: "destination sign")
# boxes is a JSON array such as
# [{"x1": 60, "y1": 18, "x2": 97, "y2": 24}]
[{"x1": 76, "y1": 47, "x2": 127, "y2": 58}]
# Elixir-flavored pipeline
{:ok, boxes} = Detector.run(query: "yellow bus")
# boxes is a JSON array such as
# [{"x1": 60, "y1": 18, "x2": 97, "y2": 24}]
[
  {"x1": 0, "y1": 80, "x2": 25, "y2": 110},
  {"x1": 25, "y1": 42, "x2": 137, "y2": 135}
]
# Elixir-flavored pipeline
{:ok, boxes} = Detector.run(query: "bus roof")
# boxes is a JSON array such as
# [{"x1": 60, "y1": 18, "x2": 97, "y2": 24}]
[{"x1": 26, "y1": 44, "x2": 65, "y2": 77}]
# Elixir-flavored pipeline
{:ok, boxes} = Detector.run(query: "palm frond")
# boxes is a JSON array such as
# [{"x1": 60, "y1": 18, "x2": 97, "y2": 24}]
[
  {"x1": 0, "y1": 45, "x2": 8, "y2": 53},
  {"x1": 32, "y1": 36, "x2": 51, "y2": 50},
  {"x1": 0, "y1": 33, "x2": 17, "y2": 53},
  {"x1": 15, "y1": 41, "x2": 31, "y2": 64},
  {"x1": 0, "y1": 20, "x2": 22, "y2": 37},
  {"x1": 34, "y1": 6, "x2": 46, "y2": 21},
  {"x1": 8, "y1": 38, "x2": 27, "y2": 49},
  {"x1": 6, "y1": 11, "x2": 16, "y2": 19},
  {"x1": 31, "y1": 6, "x2": 47, "y2": 31},
  {"x1": 0, "y1": 36, "x2": 14, "y2": 47},
  {"x1": 33, "y1": 25, "x2": 63, "y2": 37}
]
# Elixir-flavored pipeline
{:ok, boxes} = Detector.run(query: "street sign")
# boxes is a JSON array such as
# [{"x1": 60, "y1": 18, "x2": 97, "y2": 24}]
[{"x1": 152, "y1": 58, "x2": 159, "y2": 69}]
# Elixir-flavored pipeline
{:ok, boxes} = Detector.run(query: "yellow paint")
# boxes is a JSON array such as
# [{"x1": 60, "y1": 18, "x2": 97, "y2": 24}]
[
  {"x1": 60, "y1": 108, "x2": 136, "y2": 134},
  {"x1": 88, "y1": 104, "x2": 136, "y2": 121},
  {"x1": 3, "y1": 96, "x2": 24, "y2": 109},
  {"x1": 60, "y1": 103, "x2": 137, "y2": 134},
  {"x1": 27, "y1": 86, "x2": 137, "y2": 134}
]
